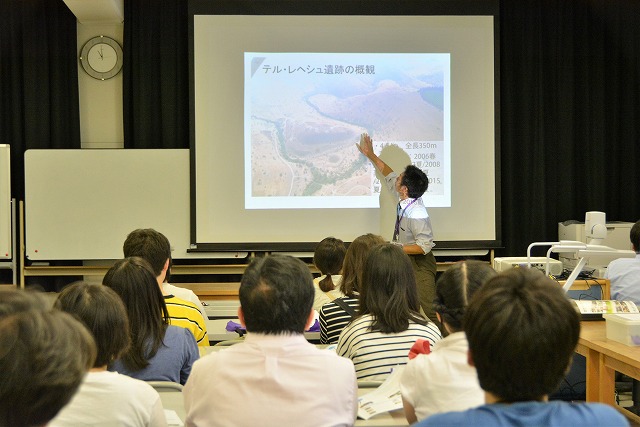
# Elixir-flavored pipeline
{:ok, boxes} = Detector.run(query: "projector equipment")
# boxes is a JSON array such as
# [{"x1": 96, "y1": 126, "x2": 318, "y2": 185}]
[
  {"x1": 558, "y1": 219, "x2": 634, "y2": 270},
  {"x1": 493, "y1": 257, "x2": 563, "y2": 276},
  {"x1": 529, "y1": 211, "x2": 636, "y2": 293}
]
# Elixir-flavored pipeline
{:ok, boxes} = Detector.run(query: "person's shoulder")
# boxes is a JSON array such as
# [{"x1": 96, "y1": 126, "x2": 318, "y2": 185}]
[
  {"x1": 166, "y1": 295, "x2": 200, "y2": 310},
  {"x1": 347, "y1": 314, "x2": 373, "y2": 327},
  {"x1": 320, "y1": 300, "x2": 340, "y2": 314},
  {"x1": 90, "y1": 371, "x2": 160, "y2": 401},
  {"x1": 111, "y1": 371, "x2": 160, "y2": 395},
  {"x1": 570, "y1": 402, "x2": 628, "y2": 425},
  {"x1": 165, "y1": 283, "x2": 198, "y2": 298},
  {"x1": 166, "y1": 324, "x2": 196, "y2": 341},
  {"x1": 192, "y1": 346, "x2": 225, "y2": 369},
  {"x1": 608, "y1": 256, "x2": 639, "y2": 270},
  {"x1": 311, "y1": 346, "x2": 356, "y2": 372},
  {"x1": 410, "y1": 319, "x2": 441, "y2": 335},
  {"x1": 414, "y1": 410, "x2": 468, "y2": 426},
  {"x1": 340, "y1": 314, "x2": 373, "y2": 336},
  {"x1": 405, "y1": 351, "x2": 432, "y2": 370}
]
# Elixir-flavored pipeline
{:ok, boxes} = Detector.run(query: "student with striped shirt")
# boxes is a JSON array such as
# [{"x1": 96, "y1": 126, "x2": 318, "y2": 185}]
[
  {"x1": 337, "y1": 243, "x2": 441, "y2": 381},
  {"x1": 319, "y1": 233, "x2": 386, "y2": 344},
  {"x1": 124, "y1": 228, "x2": 209, "y2": 347}
]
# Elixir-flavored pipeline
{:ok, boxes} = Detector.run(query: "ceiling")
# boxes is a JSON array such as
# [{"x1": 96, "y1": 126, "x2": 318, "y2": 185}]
[{"x1": 63, "y1": 0, "x2": 124, "y2": 24}]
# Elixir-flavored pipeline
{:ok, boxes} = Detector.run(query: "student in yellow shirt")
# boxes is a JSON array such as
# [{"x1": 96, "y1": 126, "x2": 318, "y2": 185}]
[{"x1": 123, "y1": 228, "x2": 209, "y2": 347}]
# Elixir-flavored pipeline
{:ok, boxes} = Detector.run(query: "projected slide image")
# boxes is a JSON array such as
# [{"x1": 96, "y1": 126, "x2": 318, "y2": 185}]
[{"x1": 244, "y1": 52, "x2": 450, "y2": 209}]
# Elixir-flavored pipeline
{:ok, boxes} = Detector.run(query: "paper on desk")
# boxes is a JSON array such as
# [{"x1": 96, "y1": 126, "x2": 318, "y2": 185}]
[
  {"x1": 573, "y1": 300, "x2": 639, "y2": 314},
  {"x1": 357, "y1": 366, "x2": 405, "y2": 420},
  {"x1": 164, "y1": 409, "x2": 184, "y2": 426}
]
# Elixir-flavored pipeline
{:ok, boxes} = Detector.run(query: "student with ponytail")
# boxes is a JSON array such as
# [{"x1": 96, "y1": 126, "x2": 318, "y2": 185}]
[
  {"x1": 400, "y1": 260, "x2": 496, "y2": 424},
  {"x1": 312, "y1": 237, "x2": 347, "y2": 312}
]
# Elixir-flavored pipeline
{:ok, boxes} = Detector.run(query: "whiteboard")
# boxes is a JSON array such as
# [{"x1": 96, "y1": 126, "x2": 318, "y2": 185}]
[
  {"x1": 25, "y1": 149, "x2": 194, "y2": 260},
  {"x1": 0, "y1": 145, "x2": 10, "y2": 259}
]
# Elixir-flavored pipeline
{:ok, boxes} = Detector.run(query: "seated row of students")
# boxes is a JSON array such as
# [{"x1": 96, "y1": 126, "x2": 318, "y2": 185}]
[
  {"x1": 0, "y1": 245, "x2": 629, "y2": 426},
  {"x1": 312, "y1": 236, "x2": 628, "y2": 426},
  {"x1": 0, "y1": 257, "x2": 197, "y2": 427}
]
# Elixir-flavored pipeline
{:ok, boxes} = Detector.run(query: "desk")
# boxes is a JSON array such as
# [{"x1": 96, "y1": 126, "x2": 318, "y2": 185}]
[
  {"x1": 561, "y1": 278, "x2": 610, "y2": 300},
  {"x1": 576, "y1": 321, "x2": 640, "y2": 423},
  {"x1": 158, "y1": 387, "x2": 407, "y2": 426},
  {"x1": 205, "y1": 318, "x2": 321, "y2": 343}
]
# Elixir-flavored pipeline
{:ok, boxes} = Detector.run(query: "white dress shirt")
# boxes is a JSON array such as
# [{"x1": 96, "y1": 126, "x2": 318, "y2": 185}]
[
  {"x1": 605, "y1": 253, "x2": 640, "y2": 304},
  {"x1": 184, "y1": 332, "x2": 358, "y2": 427}
]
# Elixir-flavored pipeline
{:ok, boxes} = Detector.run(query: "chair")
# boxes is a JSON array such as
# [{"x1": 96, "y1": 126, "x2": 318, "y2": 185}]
[{"x1": 147, "y1": 381, "x2": 183, "y2": 392}]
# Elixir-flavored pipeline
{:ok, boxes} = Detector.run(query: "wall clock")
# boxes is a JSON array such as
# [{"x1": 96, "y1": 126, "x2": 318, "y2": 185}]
[{"x1": 79, "y1": 36, "x2": 123, "y2": 80}]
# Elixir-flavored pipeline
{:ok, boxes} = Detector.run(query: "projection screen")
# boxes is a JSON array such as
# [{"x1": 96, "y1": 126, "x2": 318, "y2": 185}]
[{"x1": 189, "y1": 0, "x2": 500, "y2": 251}]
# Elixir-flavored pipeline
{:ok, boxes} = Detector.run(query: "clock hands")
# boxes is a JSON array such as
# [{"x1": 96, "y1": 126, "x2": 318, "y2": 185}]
[{"x1": 99, "y1": 45, "x2": 104, "y2": 60}]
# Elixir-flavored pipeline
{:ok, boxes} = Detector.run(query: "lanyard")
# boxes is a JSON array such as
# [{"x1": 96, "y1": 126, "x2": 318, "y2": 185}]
[{"x1": 393, "y1": 198, "x2": 418, "y2": 241}]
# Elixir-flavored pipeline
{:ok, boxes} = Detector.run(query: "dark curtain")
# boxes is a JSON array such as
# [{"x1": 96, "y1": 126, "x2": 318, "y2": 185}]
[
  {"x1": 123, "y1": 0, "x2": 189, "y2": 149},
  {"x1": 498, "y1": 0, "x2": 640, "y2": 256},
  {"x1": 0, "y1": 0, "x2": 80, "y2": 200}
]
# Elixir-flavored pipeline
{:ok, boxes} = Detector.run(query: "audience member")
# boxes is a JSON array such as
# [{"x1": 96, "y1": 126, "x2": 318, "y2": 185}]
[
  {"x1": 319, "y1": 233, "x2": 386, "y2": 344},
  {"x1": 401, "y1": 261, "x2": 496, "y2": 423},
  {"x1": 51, "y1": 282, "x2": 168, "y2": 427},
  {"x1": 104, "y1": 257, "x2": 199, "y2": 385},
  {"x1": 417, "y1": 268, "x2": 628, "y2": 427},
  {"x1": 312, "y1": 236, "x2": 347, "y2": 312},
  {"x1": 0, "y1": 289, "x2": 96, "y2": 427},
  {"x1": 605, "y1": 219, "x2": 640, "y2": 305},
  {"x1": 124, "y1": 228, "x2": 209, "y2": 346},
  {"x1": 184, "y1": 254, "x2": 358, "y2": 427},
  {"x1": 337, "y1": 244, "x2": 441, "y2": 381}
]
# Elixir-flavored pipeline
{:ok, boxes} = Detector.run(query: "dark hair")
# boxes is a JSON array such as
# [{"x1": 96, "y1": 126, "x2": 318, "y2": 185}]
[
  {"x1": 314, "y1": 237, "x2": 347, "y2": 292},
  {"x1": 0, "y1": 309, "x2": 96, "y2": 427},
  {"x1": 55, "y1": 281, "x2": 131, "y2": 368},
  {"x1": 122, "y1": 228, "x2": 171, "y2": 278},
  {"x1": 400, "y1": 165, "x2": 429, "y2": 198},
  {"x1": 359, "y1": 243, "x2": 427, "y2": 333},
  {"x1": 631, "y1": 220, "x2": 640, "y2": 252},
  {"x1": 240, "y1": 254, "x2": 314, "y2": 334},
  {"x1": 464, "y1": 268, "x2": 580, "y2": 402},
  {"x1": 102, "y1": 257, "x2": 169, "y2": 371},
  {"x1": 0, "y1": 289, "x2": 51, "y2": 318},
  {"x1": 433, "y1": 261, "x2": 497, "y2": 332},
  {"x1": 340, "y1": 233, "x2": 386, "y2": 298}
]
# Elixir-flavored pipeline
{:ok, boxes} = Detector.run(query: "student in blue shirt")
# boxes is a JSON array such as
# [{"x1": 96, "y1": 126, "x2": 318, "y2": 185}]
[
  {"x1": 418, "y1": 268, "x2": 628, "y2": 427},
  {"x1": 605, "y1": 219, "x2": 640, "y2": 305}
]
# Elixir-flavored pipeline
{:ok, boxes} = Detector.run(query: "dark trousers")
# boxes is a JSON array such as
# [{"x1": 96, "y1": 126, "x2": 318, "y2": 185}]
[{"x1": 409, "y1": 251, "x2": 437, "y2": 324}]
